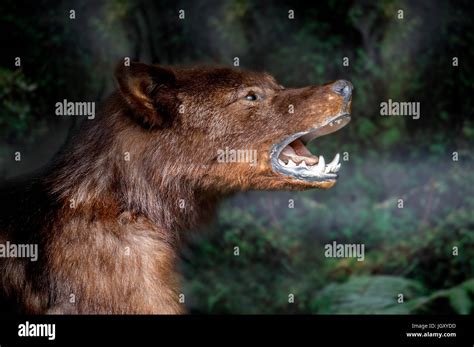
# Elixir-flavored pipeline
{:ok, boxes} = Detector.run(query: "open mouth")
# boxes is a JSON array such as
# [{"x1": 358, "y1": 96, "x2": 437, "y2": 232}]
[{"x1": 270, "y1": 113, "x2": 351, "y2": 182}]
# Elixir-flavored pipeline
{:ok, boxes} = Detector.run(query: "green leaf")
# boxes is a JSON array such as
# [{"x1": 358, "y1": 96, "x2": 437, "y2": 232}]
[
  {"x1": 448, "y1": 288, "x2": 472, "y2": 314},
  {"x1": 313, "y1": 276, "x2": 425, "y2": 314}
]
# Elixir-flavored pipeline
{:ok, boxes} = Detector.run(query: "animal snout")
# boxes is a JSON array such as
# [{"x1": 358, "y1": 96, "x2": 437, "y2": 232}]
[{"x1": 332, "y1": 80, "x2": 353, "y2": 99}]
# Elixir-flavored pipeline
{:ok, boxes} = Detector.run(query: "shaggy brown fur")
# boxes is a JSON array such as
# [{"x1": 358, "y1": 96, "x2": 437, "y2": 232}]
[{"x1": 0, "y1": 62, "x2": 352, "y2": 314}]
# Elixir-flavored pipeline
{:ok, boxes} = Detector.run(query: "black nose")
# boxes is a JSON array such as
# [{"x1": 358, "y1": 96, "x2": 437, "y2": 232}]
[{"x1": 332, "y1": 80, "x2": 353, "y2": 99}]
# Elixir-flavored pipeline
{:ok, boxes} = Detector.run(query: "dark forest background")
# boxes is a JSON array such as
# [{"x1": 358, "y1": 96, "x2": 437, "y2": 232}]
[{"x1": 1, "y1": 0, "x2": 473, "y2": 313}]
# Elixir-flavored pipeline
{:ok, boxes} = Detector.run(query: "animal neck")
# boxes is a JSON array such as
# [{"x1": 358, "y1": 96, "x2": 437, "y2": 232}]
[
  {"x1": 46, "y1": 104, "x2": 223, "y2": 236},
  {"x1": 47, "y1": 148, "x2": 220, "y2": 237}
]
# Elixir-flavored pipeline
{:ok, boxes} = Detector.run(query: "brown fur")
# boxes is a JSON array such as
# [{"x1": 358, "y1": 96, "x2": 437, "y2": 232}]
[{"x1": 0, "y1": 63, "x2": 351, "y2": 314}]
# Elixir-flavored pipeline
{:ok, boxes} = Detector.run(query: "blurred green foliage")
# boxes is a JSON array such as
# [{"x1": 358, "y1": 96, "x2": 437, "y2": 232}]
[
  {"x1": 182, "y1": 156, "x2": 474, "y2": 313},
  {"x1": 0, "y1": 68, "x2": 42, "y2": 140},
  {"x1": 1, "y1": 0, "x2": 473, "y2": 313}
]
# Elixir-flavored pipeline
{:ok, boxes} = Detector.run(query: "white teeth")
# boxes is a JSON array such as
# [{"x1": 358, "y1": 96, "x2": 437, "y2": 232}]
[
  {"x1": 313, "y1": 155, "x2": 325, "y2": 173},
  {"x1": 330, "y1": 153, "x2": 340, "y2": 166},
  {"x1": 278, "y1": 152, "x2": 341, "y2": 177},
  {"x1": 329, "y1": 122, "x2": 334, "y2": 127},
  {"x1": 336, "y1": 119, "x2": 342, "y2": 124},
  {"x1": 326, "y1": 153, "x2": 340, "y2": 173}
]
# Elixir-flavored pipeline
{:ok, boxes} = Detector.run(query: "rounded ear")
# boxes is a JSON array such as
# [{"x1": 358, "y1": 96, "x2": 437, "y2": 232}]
[{"x1": 114, "y1": 62, "x2": 178, "y2": 128}]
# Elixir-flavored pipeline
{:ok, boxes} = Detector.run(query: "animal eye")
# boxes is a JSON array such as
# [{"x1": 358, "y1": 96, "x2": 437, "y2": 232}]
[{"x1": 244, "y1": 92, "x2": 258, "y2": 101}]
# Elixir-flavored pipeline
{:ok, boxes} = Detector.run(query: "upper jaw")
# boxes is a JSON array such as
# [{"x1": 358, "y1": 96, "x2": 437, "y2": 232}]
[{"x1": 269, "y1": 113, "x2": 351, "y2": 183}]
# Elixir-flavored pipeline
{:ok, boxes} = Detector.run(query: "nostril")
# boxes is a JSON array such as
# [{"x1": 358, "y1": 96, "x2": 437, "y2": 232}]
[{"x1": 332, "y1": 80, "x2": 353, "y2": 97}]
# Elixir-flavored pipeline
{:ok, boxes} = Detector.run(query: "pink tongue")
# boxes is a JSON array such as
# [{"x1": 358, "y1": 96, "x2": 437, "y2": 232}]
[
  {"x1": 279, "y1": 139, "x2": 319, "y2": 165},
  {"x1": 281, "y1": 144, "x2": 297, "y2": 156},
  {"x1": 291, "y1": 139, "x2": 314, "y2": 157}
]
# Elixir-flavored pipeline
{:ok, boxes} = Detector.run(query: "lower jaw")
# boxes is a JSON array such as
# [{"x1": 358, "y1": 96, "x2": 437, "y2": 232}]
[{"x1": 271, "y1": 176, "x2": 338, "y2": 190}]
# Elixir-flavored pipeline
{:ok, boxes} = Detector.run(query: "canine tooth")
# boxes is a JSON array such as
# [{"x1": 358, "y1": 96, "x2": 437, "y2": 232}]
[
  {"x1": 287, "y1": 159, "x2": 297, "y2": 168},
  {"x1": 327, "y1": 153, "x2": 340, "y2": 169},
  {"x1": 333, "y1": 163, "x2": 341, "y2": 172},
  {"x1": 314, "y1": 155, "x2": 325, "y2": 173}
]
